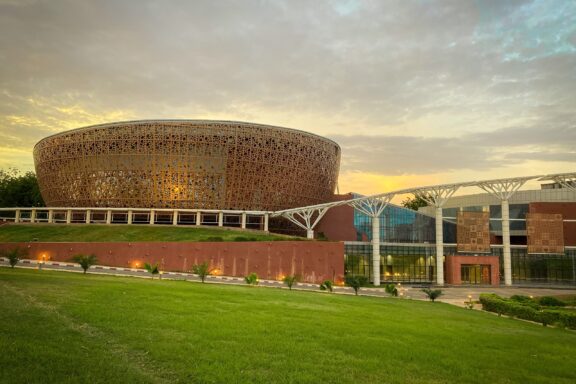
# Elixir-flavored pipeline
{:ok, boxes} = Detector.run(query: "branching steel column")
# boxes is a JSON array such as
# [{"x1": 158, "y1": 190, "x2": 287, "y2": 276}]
[
  {"x1": 477, "y1": 177, "x2": 532, "y2": 286},
  {"x1": 348, "y1": 195, "x2": 393, "y2": 286},
  {"x1": 413, "y1": 185, "x2": 461, "y2": 286},
  {"x1": 545, "y1": 173, "x2": 576, "y2": 191},
  {"x1": 281, "y1": 206, "x2": 331, "y2": 239}
]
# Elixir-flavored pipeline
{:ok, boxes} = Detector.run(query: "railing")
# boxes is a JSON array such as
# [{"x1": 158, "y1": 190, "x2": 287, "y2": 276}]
[{"x1": 0, "y1": 207, "x2": 270, "y2": 231}]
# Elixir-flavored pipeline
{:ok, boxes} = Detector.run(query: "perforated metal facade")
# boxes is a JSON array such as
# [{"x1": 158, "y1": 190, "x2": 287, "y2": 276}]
[
  {"x1": 456, "y1": 211, "x2": 490, "y2": 253},
  {"x1": 33, "y1": 120, "x2": 340, "y2": 210}
]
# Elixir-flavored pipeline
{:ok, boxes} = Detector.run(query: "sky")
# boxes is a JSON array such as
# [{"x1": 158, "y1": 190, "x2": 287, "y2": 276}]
[{"x1": 0, "y1": 0, "x2": 574, "y2": 197}]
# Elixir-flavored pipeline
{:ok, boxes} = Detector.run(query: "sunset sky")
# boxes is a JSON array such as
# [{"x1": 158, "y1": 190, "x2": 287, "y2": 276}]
[{"x1": 0, "y1": 0, "x2": 574, "y2": 196}]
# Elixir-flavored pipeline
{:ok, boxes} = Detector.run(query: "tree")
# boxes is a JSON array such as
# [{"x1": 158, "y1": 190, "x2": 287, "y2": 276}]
[
  {"x1": 245, "y1": 272, "x2": 258, "y2": 285},
  {"x1": 319, "y1": 280, "x2": 333, "y2": 292},
  {"x1": 345, "y1": 275, "x2": 368, "y2": 296},
  {"x1": 72, "y1": 254, "x2": 98, "y2": 274},
  {"x1": 191, "y1": 262, "x2": 212, "y2": 283},
  {"x1": 401, "y1": 195, "x2": 429, "y2": 211},
  {"x1": 0, "y1": 168, "x2": 44, "y2": 207},
  {"x1": 2, "y1": 247, "x2": 28, "y2": 268},
  {"x1": 282, "y1": 275, "x2": 299, "y2": 290},
  {"x1": 144, "y1": 262, "x2": 160, "y2": 278},
  {"x1": 422, "y1": 288, "x2": 443, "y2": 302}
]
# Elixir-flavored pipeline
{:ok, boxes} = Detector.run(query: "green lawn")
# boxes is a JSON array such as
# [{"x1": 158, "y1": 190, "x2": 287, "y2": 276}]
[
  {"x1": 1, "y1": 269, "x2": 575, "y2": 384},
  {"x1": 0, "y1": 224, "x2": 299, "y2": 242}
]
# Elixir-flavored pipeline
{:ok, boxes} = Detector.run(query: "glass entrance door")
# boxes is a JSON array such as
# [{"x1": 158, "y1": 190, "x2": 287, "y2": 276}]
[{"x1": 461, "y1": 264, "x2": 491, "y2": 284}]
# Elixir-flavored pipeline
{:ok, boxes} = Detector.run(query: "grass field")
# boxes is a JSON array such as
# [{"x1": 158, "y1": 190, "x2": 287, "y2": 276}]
[
  {"x1": 1, "y1": 269, "x2": 575, "y2": 384},
  {"x1": 0, "y1": 224, "x2": 299, "y2": 242}
]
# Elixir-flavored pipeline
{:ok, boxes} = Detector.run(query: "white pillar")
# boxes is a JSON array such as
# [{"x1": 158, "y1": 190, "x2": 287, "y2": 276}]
[
  {"x1": 85, "y1": 209, "x2": 91, "y2": 224},
  {"x1": 501, "y1": 199, "x2": 512, "y2": 286},
  {"x1": 196, "y1": 211, "x2": 201, "y2": 226},
  {"x1": 14, "y1": 209, "x2": 21, "y2": 223},
  {"x1": 218, "y1": 212, "x2": 223, "y2": 227},
  {"x1": 127, "y1": 210, "x2": 133, "y2": 224},
  {"x1": 173, "y1": 210, "x2": 178, "y2": 225},
  {"x1": 372, "y1": 215, "x2": 381, "y2": 286},
  {"x1": 66, "y1": 209, "x2": 72, "y2": 224},
  {"x1": 241, "y1": 212, "x2": 247, "y2": 229},
  {"x1": 307, "y1": 229, "x2": 314, "y2": 239},
  {"x1": 264, "y1": 213, "x2": 269, "y2": 232},
  {"x1": 48, "y1": 209, "x2": 54, "y2": 223},
  {"x1": 149, "y1": 210, "x2": 155, "y2": 225},
  {"x1": 106, "y1": 210, "x2": 112, "y2": 225},
  {"x1": 30, "y1": 209, "x2": 36, "y2": 223},
  {"x1": 435, "y1": 206, "x2": 444, "y2": 286}
]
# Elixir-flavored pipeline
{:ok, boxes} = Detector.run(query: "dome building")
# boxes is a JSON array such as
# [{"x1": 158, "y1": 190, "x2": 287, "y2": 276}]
[{"x1": 33, "y1": 120, "x2": 341, "y2": 211}]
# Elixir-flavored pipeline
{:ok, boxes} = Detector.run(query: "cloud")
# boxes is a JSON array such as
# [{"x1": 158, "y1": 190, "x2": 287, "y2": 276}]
[
  {"x1": 0, "y1": 0, "x2": 574, "y2": 182},
  {"x1": 331, "y1": 120, "x2": 575, "y2": 174}
]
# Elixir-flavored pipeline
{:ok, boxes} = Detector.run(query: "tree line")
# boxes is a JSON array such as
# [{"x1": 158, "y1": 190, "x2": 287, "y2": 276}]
[{"x1": 0, "y1": 168, "x2": 44, "y2": 207}]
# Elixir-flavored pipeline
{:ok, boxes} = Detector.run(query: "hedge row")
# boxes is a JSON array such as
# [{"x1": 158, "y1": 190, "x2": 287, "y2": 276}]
[{"x1": 479, "y1": 294, "x2": 576, "y2": 329}]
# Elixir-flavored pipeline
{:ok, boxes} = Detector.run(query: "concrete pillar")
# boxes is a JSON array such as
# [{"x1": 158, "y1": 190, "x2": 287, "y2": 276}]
[
  {"x1": 172, "y1": 210, "x2": 178, "y2": 225},
  {"x1": 372, "y1": 215, "x2": 381, "y2": 286},
  {"x1": 66, "y1": 209, "x2": 72, "y2": 224},
  {"x1": 218, "y1": 212, "x2": 223, "y2": 227},
  {"x1": 85, "y1": 209, "x2": 91, "y2": 224},
  {"x1": 30, "y1": 209, "x2": 36, "y2": 223},
  {"x1": 501, "y1": 199, "x2": 512, "y2": 286},
  {"x1": 241, "y1": 212, "x2": 247, "y2": 229},
  {"x1": 48, "y1": 209, "x2": 54, "y2": 223},
  {"x1": 264, "y1": 213, "x2": 269, "y2": 232},
  {"x1": 14, "y1": 209, "x2": 21, "y2": 223},
  {"x1": 196, "y1": 211, "x2": 201, "y2": 226},
  {"x1": 106, "y1": 210, "x2": 112, "y2": 225},
  {"x1": 149, "y1": 210, "x2": 155, "y2": 225},
  {"x1": 306, "y1": 229, "x2": 314, "y2": 239},
  {"x1": 127, "y1": 210, "x2": 133, "y2": 225},
  {"x1": 435, "y1": 206, "x2": 444, "y2": 286}
]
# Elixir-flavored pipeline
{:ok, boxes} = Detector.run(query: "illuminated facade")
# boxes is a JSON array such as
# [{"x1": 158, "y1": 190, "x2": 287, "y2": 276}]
[{"x1": 33, "y1": 120, "x2": 340, "y2": 211}]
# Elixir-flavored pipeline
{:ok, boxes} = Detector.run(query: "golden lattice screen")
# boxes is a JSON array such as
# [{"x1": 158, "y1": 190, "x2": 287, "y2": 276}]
[
  {"x1": 457, "y1": 211, "x2": 490, "y2": 253},
  {"x1": 34, "y1": 120, "x2": 341, "y2": 211},
  {"x1": 526, "y1": 213, "x2": 564, "y2": 254}
]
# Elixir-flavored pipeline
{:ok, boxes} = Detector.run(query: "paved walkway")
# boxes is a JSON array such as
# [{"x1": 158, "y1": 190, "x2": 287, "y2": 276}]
[{"x1": 2, "y1": 259, "x2": 575, "y2": 308}]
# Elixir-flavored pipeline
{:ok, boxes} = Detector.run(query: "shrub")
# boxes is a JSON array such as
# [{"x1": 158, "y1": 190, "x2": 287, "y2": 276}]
[
  {"x1": 538, "y1": 296, "x2": 566, "y2": 307},
  {"x1": 71, "y1": 254, "x2": 98, "y2": 274},
  {"x1": 422, "y1": 288, "x2": 443, "y2": 302},
  {"x1": 319, "y1": 280, "x2": 333, "y2": 292},
  {"x1": 345, "y1": 275, "x2": 368, "y2": 296},
  {"x1": 510, "y1": 295, "x2": 540, "y2": 309},
  {"x1": 233, "y1": 236, "x2": 250, "y2": 242},
  {"x1": 245, "y1": 272, "x2": 258, "y2": 285},
  {"x1": 144, "y1": 262, "x2": 160, "y2": 278},
  {"x1": 479, "y1": 294, "x2": 576, "y2": 329},
  {"x1": 2, "y1": 247, "x2": 28, "y2": 268},
  {"x1": 283, "y1": 275, "x2": 299, "y2": 290},
  {"x1": 191, "y1": 262, "x2": 212, "y2": 283},
  {"x1": 385, "y1": 283, "x2": 398, "y2": 297}
]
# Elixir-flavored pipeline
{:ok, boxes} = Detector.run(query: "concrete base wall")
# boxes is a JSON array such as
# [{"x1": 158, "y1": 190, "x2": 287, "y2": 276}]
[{"x1": 0, "y1": 241, "x2": 344, "y2": 284}]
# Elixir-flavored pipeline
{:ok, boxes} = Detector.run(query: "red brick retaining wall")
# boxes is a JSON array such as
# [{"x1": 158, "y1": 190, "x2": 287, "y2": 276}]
[{"x1": 0, "y1": 241, "x2": 344, "y2": 284}]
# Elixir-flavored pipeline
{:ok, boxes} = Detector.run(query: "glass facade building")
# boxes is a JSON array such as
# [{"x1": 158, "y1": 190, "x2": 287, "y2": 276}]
[{"x1": 345, "y1": 201, "x2": 576, "y2": 286}]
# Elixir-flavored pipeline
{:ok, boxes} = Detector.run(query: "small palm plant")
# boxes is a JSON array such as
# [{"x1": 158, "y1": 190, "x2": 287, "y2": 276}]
[
  {"x1": 72, "y1": 254, "x2": 98, "y2": 274},
  {"x1": 422, "y1": 288, "x2": 443, "y2": 302},
  {"x1": 144, "y1": 262, "x2": 160, "y2": 279},
  {"x1": 345, "y1": 275, "x2": 368, "y2": 296},
  {"x1": 385, "y1": 283, "x2": 398, "y2": 297},
  {"x1": 283, "y1": 275, "x2": 299, "y2": 290},
  {"x1": 245, "y1": 272, "x2": 258, "y2": 286},
  {"x1": 191, "y1": 262, "x2": 213, "y2": 283},
  {"x1": 3, "y1": 247, "x2": 28, "y2": 268},
  {"x1": 319, "y1": 280, "x2": 333, "y2": 292}
]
